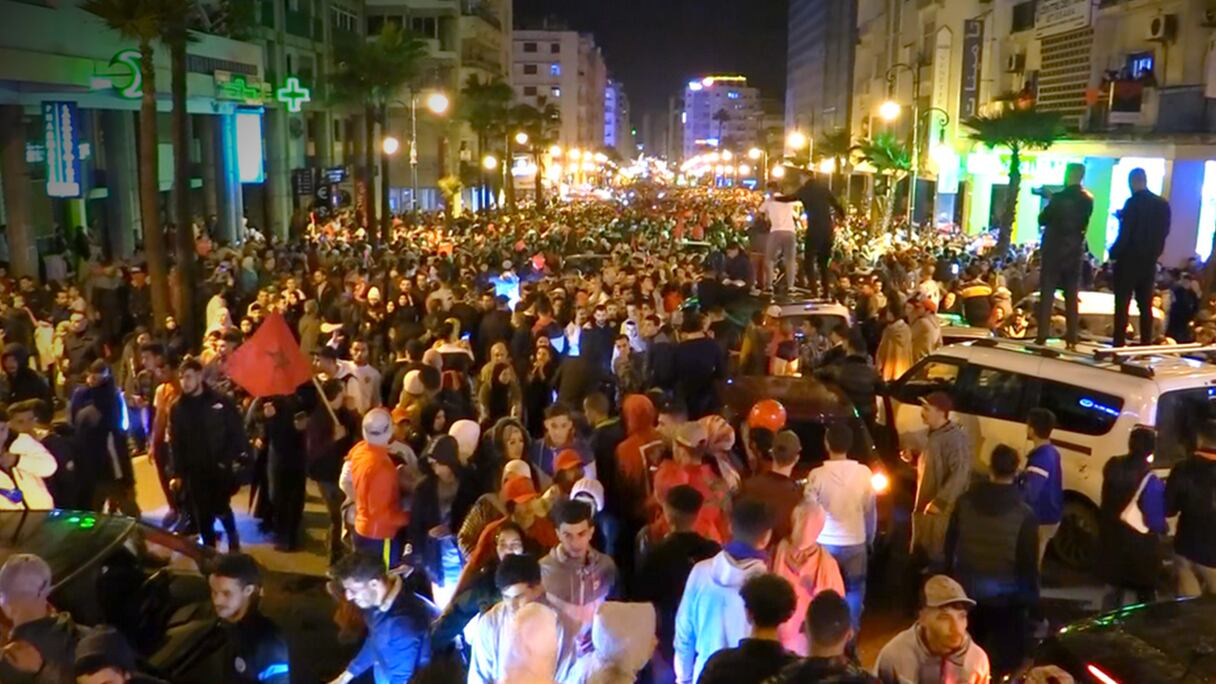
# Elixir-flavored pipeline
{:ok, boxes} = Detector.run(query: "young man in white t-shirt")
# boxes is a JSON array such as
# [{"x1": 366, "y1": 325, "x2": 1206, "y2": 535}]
[
  {"x1": 758, "y1": 184, "x2": 799, "y2": 294},
  {"x1": 804, "y1": 422, "x2": 876, "y2": 631}
]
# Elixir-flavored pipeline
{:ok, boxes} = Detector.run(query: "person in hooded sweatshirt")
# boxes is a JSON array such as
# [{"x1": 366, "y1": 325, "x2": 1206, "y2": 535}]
[
  {"x1": 0, "y1": 404, "x2": 57, "y2": 511},
  {"x1": 349, "y1": 408, "x2": 410, "y2": 568},
  {"x1": 1165, "y1": 418, "x2": 1216, "y2": 597},
  {"x1": 945, "y1": 444, "x2": 1038, "y2": 676},
  {"x1": 0, "y1": 554, "x2": 85, "y2": 684},
  {"x1": 773, "y1": 502, "x2": 845, "y2": 657},
  {"x1": 697, "y1": 573, "x2": 799, "y2": 684},
  {"x1": 568, "y1": 601, "x2": 658, "y2": 684},
  {"x1": 673, "y1": 497, "x2": 772, "y2": 684},
  {"x1": 70, "y1": 360, "x2": 138, "y2": 518},
  {"x1": 912, "y1": 392, "x2": 972, "y2": 566},
  {"x1": 540, "y1": 498, "x2": 619, "y2": 638},
  {"x1": 613, "y1": 394, "x2": 664, "y2": 561},
  {"x1": 2, "y1": 344, "x2": 52, "y2": 423}
]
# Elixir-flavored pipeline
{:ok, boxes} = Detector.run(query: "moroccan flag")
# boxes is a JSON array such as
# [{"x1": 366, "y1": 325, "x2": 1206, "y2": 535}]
[{"x1": 225, "y1": 313, "x2": 313, "y2": 397}]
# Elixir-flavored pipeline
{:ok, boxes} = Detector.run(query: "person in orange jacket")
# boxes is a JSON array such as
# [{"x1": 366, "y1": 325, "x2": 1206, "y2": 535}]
[{"x1": 349, "y1": 408, "x2": 409, "y2": 568}]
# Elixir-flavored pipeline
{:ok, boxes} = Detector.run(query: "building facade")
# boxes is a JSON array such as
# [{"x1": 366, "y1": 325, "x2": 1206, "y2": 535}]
[
  {"x1": 511, "y1": 28, "x2": 606, "y2": 151},
  {"x1": 846, "y1": 0, "x2": 1216, "y2": 266},
  {"x1": 363, "y1": 0, "x2": 512, "y2": 211},
  {"x1": 604, "y1": 78, "x2": 634, "y2": 159},
  {"x1": 681, "y1": 75, "x2": 762, "y2": 159},
  {"x1": 785, "y1": 0, "x2": 857, "y2": 136}
]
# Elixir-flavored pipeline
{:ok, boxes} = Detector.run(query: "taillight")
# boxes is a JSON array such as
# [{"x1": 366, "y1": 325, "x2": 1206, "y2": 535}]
[{"x1": 1086, "y1": 663, "x2": 1120, "y2": 684}]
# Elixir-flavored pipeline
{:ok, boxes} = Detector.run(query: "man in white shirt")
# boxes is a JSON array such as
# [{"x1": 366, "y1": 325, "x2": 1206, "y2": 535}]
[
  {"x1": 348, "y1": 340, "x2": 382, "y2": 415},
  {"x1": 804, "y1": 423, "x2": 876, "y2": 632},
  {"x1": 758, "y1": 184, "x2": 799, "y2": 294}
]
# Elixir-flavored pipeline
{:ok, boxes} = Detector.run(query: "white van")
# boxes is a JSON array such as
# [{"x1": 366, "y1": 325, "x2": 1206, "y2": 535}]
[{"x1": 879, "y1": 339, "x2": 1216, "y2": 567}]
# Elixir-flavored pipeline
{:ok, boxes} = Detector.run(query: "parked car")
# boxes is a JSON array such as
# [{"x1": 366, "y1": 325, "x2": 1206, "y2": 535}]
[
  {"x1": 1034, "y1": 596, "x2": 1216, "y2": 683},
  {"x1": 1017, "y1": 290, "x2": 1165, "y2": 342},
  {"x1": 0, "y1": 510, "x2": 347, "y2": 684},
  {"x1": 878, "y1": 338, "x2": 1216, "y2": 568}
]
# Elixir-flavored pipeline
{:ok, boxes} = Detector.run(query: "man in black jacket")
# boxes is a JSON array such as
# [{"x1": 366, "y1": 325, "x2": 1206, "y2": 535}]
[
  {"x1": 1035, "y1": 163, "x2": 1094, "y2": 348},
  {"x1": 305, "y1": 378, "x2": 359, "y2": 564},
  {"x1": 2, "y1": 344, "x2": 52, "y2": 423},
  {"x1": 170, "y1": 357, "x2": 247, "y2": 551},
  {"x1": 69, "y1": 361, "x2": 138, "y2": 517},
  {"x1": 779, "y1": 171, "x2": 845, "y2": 297},
  {"x1": 765, "y1": 591, "x2": 878, "y2": 684},
  {"x1": 1165, "y1": 419, "x2": 1216, "y2": 597},
  {"x1": 1110, "y1": 168, "x2": 1170, "y2": 346},
  {"x1": 209, "y1": 553, "x2": 290, "y2": 684},
  {"x1": 816, "y1": 329, "x2": 882, "y2": 436},
  {"x1": 697, "y1": 573, "x2": 799, "y2": 684},
  {"x1": 945, "y1": 444, "x2": 1038, "y2": 677}
]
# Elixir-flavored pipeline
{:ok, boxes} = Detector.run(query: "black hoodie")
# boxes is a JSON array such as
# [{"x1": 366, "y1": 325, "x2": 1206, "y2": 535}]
[
  {"x1": 2, "y1": 343, "x2": 53, "y2": 422},
  {"x1": 945, "y1": 480, "x2": 1039, "y2": 605}
]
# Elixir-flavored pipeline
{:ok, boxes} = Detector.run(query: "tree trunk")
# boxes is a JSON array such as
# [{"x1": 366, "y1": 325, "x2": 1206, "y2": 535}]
[
  {"x1": 504, "y1": 135, "x2": 516, "y2": 210},
  {"x1": 169, "y1": 36, "x2": 198, "y2": 343},
  {"x1": 378, "y1": 104, "x2": 391, "y2": 245},
  {"x1": 137, "y1": 41, "x2": 170, "y2": 327},
  {"x1": 535, "y1": 154, "x2": 545, "y2": 209},
  {"x1": 364, "y1": 105, "x2": 377, "y2": 235},
  {"x1": 996, "y1": 147, "x2": 1021, "y2": 257},
  {"x1": 0, "y1": 106, "x2": 36, "y2": 280}
]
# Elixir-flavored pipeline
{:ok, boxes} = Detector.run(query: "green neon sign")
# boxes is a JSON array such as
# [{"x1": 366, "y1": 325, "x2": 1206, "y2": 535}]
[
  {"x1": 216, "y1": 76, "x2": 271, "y2": 104},
  {"x1": 276, "y1": 76, "x2": 311, "y2": 112},
  {"x1": 109, "y1": 49, "x2": 142, "y2": 99}
]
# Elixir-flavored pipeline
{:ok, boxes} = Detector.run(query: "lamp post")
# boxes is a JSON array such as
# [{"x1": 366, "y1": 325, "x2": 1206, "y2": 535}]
[
  {"x1": 748, "y1": 147, "x2": 768, "y2": 186},
  {"x1": 786, "y1": 130, "x2": 809, "y2": 168},
  {"x1": 883, "y1": 60, "x2": 925, "y2": 228}
]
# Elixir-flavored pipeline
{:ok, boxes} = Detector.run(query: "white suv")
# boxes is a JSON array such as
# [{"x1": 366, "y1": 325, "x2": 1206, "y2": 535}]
[{"x1": 879, "y1": 339, "x2": 1216, "y2": 567}]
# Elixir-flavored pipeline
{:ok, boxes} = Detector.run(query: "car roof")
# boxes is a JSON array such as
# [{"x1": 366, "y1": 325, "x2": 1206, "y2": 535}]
[
  {"x1": 0, "y1": 510, "x2": 134, "y2": 590},
  {"x1": 1046, "y1": 597, "x2": 1216, "y2": 683},
  {"x1": 932, "y1": 339, "x2": 1216, "y2": 387},
  {"x1": 1018, "y1": 290, "x2": 1164, "y2": 319},
  {"x1": 775, "y1": 299, "x2": 851, "y2": 319}
]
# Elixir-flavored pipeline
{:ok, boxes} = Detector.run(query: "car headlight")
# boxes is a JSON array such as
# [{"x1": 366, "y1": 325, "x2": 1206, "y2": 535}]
[{"x1": 871, "y1": 470, "x2": 890, "y2": 494}]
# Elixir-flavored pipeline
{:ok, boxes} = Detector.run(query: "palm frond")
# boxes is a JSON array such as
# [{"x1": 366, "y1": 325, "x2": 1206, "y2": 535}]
[{"x1": 964, "y1": 108, "x2": 1066, "y2": 152}]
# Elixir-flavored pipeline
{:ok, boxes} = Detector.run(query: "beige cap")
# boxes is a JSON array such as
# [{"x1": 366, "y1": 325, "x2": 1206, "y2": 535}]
[
  {"x1": 923, "y1": 575, "x2": 975, "y2": 609},
  {"x1": 0, "y1": 554, "x2": 52, "y2": 599},
  {"x1": 675, "y1": 421, "x2": 708, "y2": 448}
]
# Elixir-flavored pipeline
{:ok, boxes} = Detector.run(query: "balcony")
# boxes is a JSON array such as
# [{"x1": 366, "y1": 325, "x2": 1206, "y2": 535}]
[
  {"x1": 460, "y1": 0, "x2": 501, "y2": 30},
  {"x1": 1084, "y1": 83, "x2": 1211, "y2": 135}
]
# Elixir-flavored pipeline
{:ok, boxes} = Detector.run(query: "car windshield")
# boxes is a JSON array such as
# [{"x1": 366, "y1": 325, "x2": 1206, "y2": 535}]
[{"x1": 1155, "y1": 387, "x2": 1216, "y2": 468}]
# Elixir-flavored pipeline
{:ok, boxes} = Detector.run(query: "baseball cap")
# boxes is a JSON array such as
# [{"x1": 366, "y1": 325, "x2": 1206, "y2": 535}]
[
  {"x1": 0, "y1": 554, "x2": 51, "y2": 599},
  {"x1": 920, "y1": 391, "x2": 953, "y2": 414},
  {"x1": 675, "y1": 421, "x2": 708, "y2": 448},
  {"x1": 501, "y1": 459, "x2": 532, "y2": 484},
  {"x1": 554, "y1": 449, "x2": 584, "y2": 472},
  {"x1": 765, "y1": 304, "x2": 782, "y2": 318},
  {"x1": 75, "y1": 627, "x2": 137, "y2": 675},
  {"x1": 571, "y1": 478, "x2": 605, "y2": 513},
  {"x1": 922, "y1": 575, "x2": 975, "y2": 609},
  {"x1": 501, "y1": 475, "x2": 538, "y2": 503},
  {"x1": 772, "y1": 430, "x2": 802, "y2": 459}
]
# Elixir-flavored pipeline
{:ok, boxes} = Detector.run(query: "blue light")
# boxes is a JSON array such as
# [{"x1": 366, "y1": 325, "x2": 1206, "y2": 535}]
[
  {"x1": 1078, "y1": 397, "x2": 1120, "y2": 418},
  {"x1": 728, "y1": 91, "x2": 740, "y2": 99}
]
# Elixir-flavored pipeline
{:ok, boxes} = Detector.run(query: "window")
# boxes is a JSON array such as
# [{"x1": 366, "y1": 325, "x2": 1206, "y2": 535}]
[
  {"x1": 523, "y1": 64, "x2": 538, "y2": 75},
  {"x1": 727, "y1": 91, "x2": 740, "y2": 99},
  {"x1": 549, "y1": 63, "x2": 561, "y2": 76},
  {"x1": 331, "y1": 6, "x2": 357, "y2": 31},
  {"x1": 410, "y1": 16, "x2": 436, "y2": 38},
  {"x1": 1127, "y1": 52, "x2": 1154, "y2": 79},
  {"x1": 894, "y1": 357, "x2": 962, "y2": 404},
  {"x1": 366, "y1": 15, "x2": 383, "y2": 35},
  {"x1": 552, "y1": 87, "x2": 561, "y2": 97},
  {"x1": 524, "y1": 86, "x2": 537, "y2": 96},
  {"x1": 1012, "y1": 0, "x2": 1036, "y2": 32},
  {"x1": 550, "y1": 42, "x2": 560, "y2": 54},
  {"x1": 1037, "y1": 381, "x2": 1123, "y2": 437},
  {"x1": 1156, "y1": 388, "x2": 1216, "y2": 468},
  {"x1": 523, "y1": 42, "x2": 537, "y2": 53},
  {"x1": 957, "y1": 366, "x2": 1028, "y2": 422}
]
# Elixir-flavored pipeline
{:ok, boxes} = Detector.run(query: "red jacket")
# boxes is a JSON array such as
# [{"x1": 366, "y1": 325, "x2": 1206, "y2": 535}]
[{"x1": 349, "y1": 440, "x2": 408, "y2": 539}]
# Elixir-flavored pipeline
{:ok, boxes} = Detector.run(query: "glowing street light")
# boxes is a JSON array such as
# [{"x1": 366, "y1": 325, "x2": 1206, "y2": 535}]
[
  {"x1": 568, "y1": 148, "x2": 582, "y2": 160},
  {"x1": 549, "y1": 145, "x2": 563, "y2": 157},
  {"x1": 514, "y1": 131, "x2": 529, "y2": 145},
  {"x1": 706, "y1": 151, "x2": 720, "y2": 163},
  {"x1": 722, "y1": 150, "x2": 733, "y2": 161},
  {"x1": 818, "y1": 158, "x2": 837, "y2": 173},
  {"x1": 786, "y1": 131, "x2": 808, "y2": 151},
  {"x1": 879, "y1": 100, "x2": 902, "y2": 122},
  {"x1": 482, "y1": 154, "x2": 499, "y2": 170},
  {"x1": 381, "y1": 136, "x2": 400, "y2": 156},
  {"x1": 424, "y1": 92, "x2": 450, "y2": 115},
  {"x1": 739, "y1": 163, "x2": 751, "y2": 175},
  {"x1": 747, "y1": 147, "x2": 763, "y2": 160},
  {"x1": 771, "y1": 165, "x2": 787, "y2": 179}
]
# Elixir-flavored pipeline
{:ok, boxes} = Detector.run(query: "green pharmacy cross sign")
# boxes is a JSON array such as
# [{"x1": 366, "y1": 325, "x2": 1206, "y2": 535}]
[
  {"x1": 217, "y1": 75, "x2": 271, "y2": 104},
  {"x1": 276, "y1": 77, "x2": 311, "y2": 112}
]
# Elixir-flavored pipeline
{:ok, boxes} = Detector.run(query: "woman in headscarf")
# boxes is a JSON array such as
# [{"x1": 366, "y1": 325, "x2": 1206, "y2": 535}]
[
  {"x1": 876, "y1": 298, "x2": 912, "y2": 382},
  {"x1": 463, "y1": 475, "x2": 558, "y2": 581},
  {"x1": 698, "y1": 414, "x2": 742, "y2": 494},
  {"x1": 458, "y1": 459, "x2": 534, "y2": 557},
  {"x1": 478, "y1": 362, "x2": 523, "y2": 426},
  {"x1": 407, "y1": 436, "x2": 481, "y2": 597},
  {"x1": 569, "y1": 602, "x2": 658, "y2": 684},
  {"x1": 524, "y1": 345, "x2": 557, "y2": 437},
  {"x1": 772, "y1": 501, "x2": 845, "y2": 656},
  {"x1": 432, "y1": 521, "x2": 529, "y2": 654},
  {"x1": 501, "y1": 602, "x2": 561, "y2": 684}
]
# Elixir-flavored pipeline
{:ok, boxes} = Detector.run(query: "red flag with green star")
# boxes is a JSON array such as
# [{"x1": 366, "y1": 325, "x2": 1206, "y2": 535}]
[{"x1": 225, "y1": 313, "x2": 313, "y2": 397}]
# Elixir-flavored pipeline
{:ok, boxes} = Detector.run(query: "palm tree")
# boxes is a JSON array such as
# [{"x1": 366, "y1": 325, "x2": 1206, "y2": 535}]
[
  {"x1": 458, "y1": 75, "x2": 513, "y2": 210},
  {"x1": 331, "y1": 23, "x2": 427, "y2": 243},
  {"x1": 857, "y1": 133, "x2": 911, "y2": 236},
  {"x1": 815, "y1": 128, "x2": 853, "y2": 191},
  {"x1": 965, "y1": 103, "x2": 1066, "y2": 255},
  {"x1": 83, "y1": 0, "x2": 171, "y2": 325},
  {"x1": 160, "y1": 0, "x2": 200, "y2": 343},
  {"x1": 510, "y1": 101, "x2": 560, "y2": 208},
  {"x1": 712, "y1": 108, "x2": 730, "y2": 144}
]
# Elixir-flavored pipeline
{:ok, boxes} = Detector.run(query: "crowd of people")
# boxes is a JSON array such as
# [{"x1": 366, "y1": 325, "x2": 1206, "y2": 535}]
[{"x1": 0, "y1": 164, "x2": 1208, "y2": 684}]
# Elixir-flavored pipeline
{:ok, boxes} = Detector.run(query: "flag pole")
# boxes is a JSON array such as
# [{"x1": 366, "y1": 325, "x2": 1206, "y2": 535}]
[{"x1": 312, "y1": 375, "x2": 340, "y2": 425}]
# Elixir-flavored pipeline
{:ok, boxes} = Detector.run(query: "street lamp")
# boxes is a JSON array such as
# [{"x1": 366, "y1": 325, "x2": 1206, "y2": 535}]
[
  {"x1": 424, "y1": 92, "x2": 450, "y2": 115},
  {"x1": 878, "y1": 100, "x2": 902, "y2": 122},
  {"x1": 771, "y1": 165, "x2": 786, "y2": 179},
  {"x1": 482, "y1": 155, "x2": 499, "y2": 170},
  {"x1": 381, "y1": 136, "x2": 400, "y2": 156},
  {"x1": 885, "y1": 60, "x2": 925, "y2": 229},
  {"x1": 747, "y1": 147, "x2": 769, "y2": 184},
  {"x1": 722, "y1": 150, "x2": 733, "y2": 161},
  {"x1": 515, "y1": 131, "x2": 530, "y2": 146},
  {"x1": 748, "y1": 147, "x2": 763, "y2": 160},
  {"x1": 386, "y1": 89, "x2": 451, "y2": 216},
  {"x1": 786, "y1": 131, "x2": 808, "y2": 151},
  {"x1": 549, "y1": 145, "x2": 563, "y2": 158}
]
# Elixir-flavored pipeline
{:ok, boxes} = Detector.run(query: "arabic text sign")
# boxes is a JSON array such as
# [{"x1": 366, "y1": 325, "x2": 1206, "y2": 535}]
[
  {"x1": 1036, "y1": 0, "x2": 1093, "y2": 38},
  {"x1": 43, "y1": 101, "x2": 82, "y2": 198}
]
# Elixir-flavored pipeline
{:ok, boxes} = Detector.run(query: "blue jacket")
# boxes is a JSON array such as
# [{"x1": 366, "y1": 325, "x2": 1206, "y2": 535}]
[
  {"x1": 1018, "y1": 444, "x2": 1063, "y2": 525},
  {"x1": 346, "y1": 581, "x2": 436, "y2": 684}
]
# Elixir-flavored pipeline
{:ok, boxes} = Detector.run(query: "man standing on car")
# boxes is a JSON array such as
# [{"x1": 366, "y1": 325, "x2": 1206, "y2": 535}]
[
  {"x1": 1109, "y1": 167, "x2": 1170, "y2": 347},
  {"x1": 779, "y1": 171, "x2": 845, "y2": 298},
  {"x1": 1035, "y1": 162, "x2": 1094, "y2": 349},
  {"x1": 1165, "y1": 419, "x2": 1216, "y2": 596},
  {"x1": 170, "y1": 357, "x2": 246, "y2": 551},
  {"x1": 759, "y1": 181, "x2": 799, "y2": 295},
  {"x1": 209, "y1": 553, "x2": 290, "y2": 684},
  {"x1": 911, "y1": 392, "x2": 972, "y2": 565}
]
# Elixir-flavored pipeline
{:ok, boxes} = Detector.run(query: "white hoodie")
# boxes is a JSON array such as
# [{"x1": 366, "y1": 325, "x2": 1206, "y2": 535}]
[
  {"x1": 0, "y1": 433, "x2": 58, "y2": 510},
  {"x1": 673, "y1": 550, "x2": 767, "y2": 684}
]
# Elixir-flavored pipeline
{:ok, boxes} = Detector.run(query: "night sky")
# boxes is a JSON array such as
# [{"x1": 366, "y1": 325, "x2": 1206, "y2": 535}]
[{"x1": 514, "y1": 0, "x2": 789, "y2": 120}]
